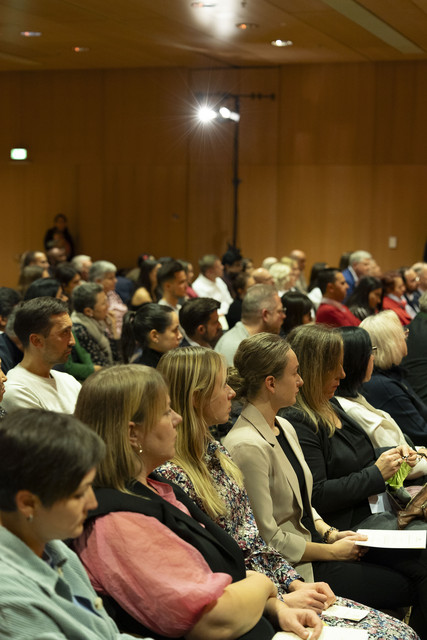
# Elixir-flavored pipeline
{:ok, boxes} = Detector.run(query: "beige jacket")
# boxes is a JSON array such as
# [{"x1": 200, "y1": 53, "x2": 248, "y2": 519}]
[{"x1": 224, "y1": 402, "x2": 320, "y2": 581}]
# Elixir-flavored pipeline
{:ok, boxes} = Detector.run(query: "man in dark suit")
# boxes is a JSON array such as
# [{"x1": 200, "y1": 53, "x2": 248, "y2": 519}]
[
  {"x1": 342, "y1": 250, "x2": 372, "y2": 299},
  {"x1": 179, "y1": 298, "x2": 222, "y2": 348}
]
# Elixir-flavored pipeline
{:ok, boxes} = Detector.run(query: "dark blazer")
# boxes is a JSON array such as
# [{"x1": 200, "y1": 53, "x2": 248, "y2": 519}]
[
  {"x1": 281, "y1": 401, "x2": 385, "y2": 530},
  {"x1": 342, "y1": 267, "x2": 356, "y2": 298},
  {"x1": 362, "y1": 366, "x2": 427, "y2": 446},
  {"x1": 402, "y1": 311, "x2": 427, "y2": 404}
]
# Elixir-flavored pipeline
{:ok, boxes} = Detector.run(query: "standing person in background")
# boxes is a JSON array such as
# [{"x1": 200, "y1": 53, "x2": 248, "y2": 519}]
[{"x1": 43, "y1": 213, "x2": 75, "y2": 259}]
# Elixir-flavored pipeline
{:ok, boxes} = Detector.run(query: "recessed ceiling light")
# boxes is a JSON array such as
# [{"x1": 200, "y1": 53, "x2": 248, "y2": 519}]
[
  {"x1": 271, "y1": 39, "x2": 293, "y2": 47},
  {"x1": 21, "y1": 31, "x2": 42, "y2": 37},
  {"x1": 73, "y1": 47, "x2": 89, "y2": 52},
  {"x1": 236, "y1": 23, "x2": 258, "y2": 29},
  {"x1": 191, "y1": 2, "x2": 217, "y2": 7}
]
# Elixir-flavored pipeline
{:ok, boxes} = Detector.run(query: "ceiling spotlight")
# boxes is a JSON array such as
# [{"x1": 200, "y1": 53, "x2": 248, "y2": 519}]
[
  {"x1": 21, "y1": 31, "x2": 42, "y2": 37},
  {"x1": 197, "y1": 107, "x2": 218, "y2": 123},
  {"x1": 191, "y1": 2, "x2": 217, "y2": 7},
  {"x1": 73, "y1": 46, "x2": 89, "y2": 52},
  {"x1": 236, "y1": 23, "x2": 258, "y2": 29},
  {"x1": 219, "y1": 107, "x2": 240, "y2": 122},
  {"x1": 271, "y1": 39, "x2": 293, "y2": 47}
]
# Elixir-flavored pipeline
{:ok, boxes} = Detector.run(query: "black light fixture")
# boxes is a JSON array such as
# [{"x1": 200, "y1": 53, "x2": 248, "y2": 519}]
[{"x1": 196, "y1": 92, "x2": 275, "y2": 247}]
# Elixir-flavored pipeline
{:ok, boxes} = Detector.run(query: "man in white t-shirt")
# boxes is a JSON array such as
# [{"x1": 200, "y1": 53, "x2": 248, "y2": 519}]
[
  {"x1": 2, "y1": 297, "x2": 81, "y2": 414},
  {"x1": 192, "y1": 255, "x2": 233, "y2": 329}
]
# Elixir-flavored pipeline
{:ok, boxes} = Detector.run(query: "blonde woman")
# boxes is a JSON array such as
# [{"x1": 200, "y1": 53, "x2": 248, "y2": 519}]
[
  {"x1": 157, "y1": 346, "x2": 418, "y2": 639},
  {"x1": 360, "y1": 310, "x2": 427, "y2": 446},
  {"x1": 73, "y1": 364, "x2": 321, "y2": 640}
]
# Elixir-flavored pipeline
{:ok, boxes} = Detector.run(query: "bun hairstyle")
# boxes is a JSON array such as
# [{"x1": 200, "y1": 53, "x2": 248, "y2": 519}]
[{"x1": 230, "y1": 333, "x2": 291, "y2": 401}]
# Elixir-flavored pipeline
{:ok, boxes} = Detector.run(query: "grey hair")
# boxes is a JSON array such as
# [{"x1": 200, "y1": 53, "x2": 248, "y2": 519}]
[
  {"x1": 349, "y1": 250, "x2": 371, "y2": 266},
  {"x1": 360, "y1": 310, "x2": 406, "y2": 369},
  {"x1": 89, "y1": 260, "x2": 117, "y2": 282},
  {"x1": 71, "y1": 255, "x2": 92, "y2": 272},
  {"x1": 242, "y1": 284, "x2": 278, "y2": 324},
  {"x1": 72, "y1": 283, "x2": 103, "y2": 312},
  {"x1": 198, "y1": 254, "x2": 219, "y2": 275},
  {"x1": 419, "y1": 291, "x2": 427, "y2": 313}
]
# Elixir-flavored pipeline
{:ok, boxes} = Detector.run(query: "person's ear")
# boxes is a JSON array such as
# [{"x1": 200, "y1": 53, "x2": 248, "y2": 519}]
[
  {"x1": 83, "y1": 306, "x2": 94, "y2": 318},
  {"x1": 265, "y1": 375, "x2": 275, "y2": 393},
  {"x1": 128, "y1": 421, "x2": 140, "y2": 448},
  {"x1": 192, "y1": 389, "x2": 201, "y2": 409},
  {"x1": 29, "y1": 333, "x2": 44, "y2": 349},
  {"x1": 261, "y1": 308, "x2": 269, "y2": 323},
  {"x1": 15, "y1": 490, "x2": 40, "y2": 521},
  {"x1": 197, "y1": 324, "x2": 206, "y2": 336},
  {"x1": 149, "y1": 329, "x2": 159, "y2": 344}
]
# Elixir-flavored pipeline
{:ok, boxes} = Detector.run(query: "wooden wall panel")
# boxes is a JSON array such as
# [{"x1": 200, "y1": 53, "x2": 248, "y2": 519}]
[{"x1": 1, "y1": 62, "x2": 426, "y2": 288}]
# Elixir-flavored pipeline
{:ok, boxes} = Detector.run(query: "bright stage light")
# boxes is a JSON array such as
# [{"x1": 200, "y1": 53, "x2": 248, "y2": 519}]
[{"x1": 197, "y1": 107, "x2": 218, "y2": 123}]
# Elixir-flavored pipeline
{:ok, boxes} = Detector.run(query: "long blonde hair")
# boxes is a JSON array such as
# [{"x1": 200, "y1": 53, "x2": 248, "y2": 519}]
[
  {"x1": 287, "y1": 324, "x2": 343, "y2": 436},
  {"x1": 74, "y1": 364, "x2": 168, "y2": 492},
  {"x1": 158, "y1": 347, "x2": 243, "y2": 519}
]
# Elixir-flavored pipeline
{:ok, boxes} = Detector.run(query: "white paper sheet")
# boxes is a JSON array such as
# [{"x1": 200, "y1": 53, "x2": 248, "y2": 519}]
[
  {"x1": 355, "y1": 528, "x2": 426, "y2": 548},
  {"x1": 321, "y1": 605, "x2": 368, "y2": 621},
  {"x1": 273, "y1": 627, "x2": 369, "y2": 640}
]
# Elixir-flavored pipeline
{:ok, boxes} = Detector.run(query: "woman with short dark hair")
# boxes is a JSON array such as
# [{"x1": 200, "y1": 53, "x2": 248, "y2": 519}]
[
  {"x1": 121, "y1": 303, "x2": 182, "y2": 368},
  {"x1": 280, "y1": 291, "x2": 313, "y2": 336},
  {"x1": 0, "y1": 409, "x2": 141, "y2": 639}
]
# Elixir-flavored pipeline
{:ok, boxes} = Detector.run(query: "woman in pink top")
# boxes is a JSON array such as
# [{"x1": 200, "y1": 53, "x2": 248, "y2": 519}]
[{"x1": 73, "y1": 364, "x2": 321, "y2": 640}]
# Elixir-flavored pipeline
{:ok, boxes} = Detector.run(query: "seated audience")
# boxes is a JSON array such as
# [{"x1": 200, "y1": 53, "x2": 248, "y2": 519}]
[
  {"x1": 315, "y1": 268, "x2": 360, "y2": 327},
  {"x1": 71, "y1": 283, "x2": 119, "y2": 366},
  {"x1": 130, "y1": 257, "x2": 161, "y2": 308},
  {"x1": 215, "y1": 285, "x2": 285, "y2": 366},
  {"x1": 307, "y1": 262, "x2": 328, "y2": 310},
  {"x1": 0, "y1": 307, "x2": 23, "y2": 374},
  {"x1": 336, "y1": 326, "x2": 427, "y2": 477},
  {"x1": 180, "y1": 260, "x2": 198, "y2": 299},
  {"x1": 2, "y1": 298, "x2": 81, "y2": 413},
  {"x1": 20, "y1": 250, "x2": 50, "y2": 273},
  {"x1": 289, "y1": 250, "x2": 307, "y2": 292},
  {"x1": 224, "y1": 332, "x2": 421, "y2": 637},
  {"x1": 18, "y1": 265, "x2": 47, "y2": 296},
  {"x1": 192, "y1": 254, "x2": 233, "y2": 329},
  {"x1": 56, "y1": 262, "x2": 81, "y2": 300},
  {"x1": 242, "y1": 257, "x2": 254, "y2": 275},
  {"x1": 24, "y1": 277, "x2": 66, "y2": 302},
  {"x1": 402, "y1": 291, "x2": 427, "y2": 404},
  {"x1": 346, "y1": 276, "x2": 382, "y2": 321},
  {"x1": 226, "y1": 272, "x2": 256, "y2": 329},
  {"x1": 280, "y1": 291, "x2": 313, "y2": 336},
  {"x1": 46, "y1": 246, "x2": 67, "y2": 276},
  {"x1": 0, "y1": 361, "x2": 6, "y2": 418},
  {"x1": 89, "y1": 261, "x2": 127, "y2": 338},
  {"x1": 401, "y1": 266, "x2": 421, "y2": 317},
  {"x1": 221, "y1": 246, "x2": 243, "y2": 298},
  {"x1": 0, "y1": 287, "x2": 21, "y2": 332},
  {"x1": 179, "y1": 298, "x2": 222, "y2": 347},
  {"x1": 269, "y1": 262, "x2": 292, "y2": 297},
  {"x1": 361, "y1": 310, "x2": 427, "y2": 446},
  {"x1": 0, "y1": 409, "x2": 149, "y2": 639},
  {"x1": 342, "y1": 250, "x2": 372, "y2": 299},
  {"x1": 262, "y1": 257, "x2": 278, "y2": 270},
  {"x1": 413, "y1": 262, "x2": 427, "y2": 296},
  {"x1": 122, "y1": 303, "x2": 181, "y2": 368},
  {"x1": 157, "y1": 260, "x2": 188, "y2": 313},
  {"x1": 252, "y1": 267, "x2": 275, "y2": 286},
  {"x1": 155, "y1": 347, "x2": 412, "y2": 637},
  {"x1": 381, "y1": 270, "x2": 411, "y2": 326},
  {"x1": 73, "y1": 364, "x2": 322, "y2": 640},
  {"x1": 71, "y1": 254, "x2": 93, "y2": 281}
]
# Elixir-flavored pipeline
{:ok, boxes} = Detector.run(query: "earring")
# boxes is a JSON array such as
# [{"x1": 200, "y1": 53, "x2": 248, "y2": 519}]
[
  {"x1": 138, "y1": 443, "x2": 143, "y2": 454},
  {"x1": 27, "y1": 514, "x2": 33, "y2": 523}
]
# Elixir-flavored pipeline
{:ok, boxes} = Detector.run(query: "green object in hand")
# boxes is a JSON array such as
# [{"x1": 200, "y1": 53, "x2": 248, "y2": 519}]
[{"x1": 387, "y1": 461, "x2": 412, "y2": 489}]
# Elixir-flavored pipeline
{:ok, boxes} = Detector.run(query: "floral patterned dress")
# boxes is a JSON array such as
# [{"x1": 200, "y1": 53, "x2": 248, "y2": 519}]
[{"x1": 157, "y1": 440, "x2": 419, "y2": 640}]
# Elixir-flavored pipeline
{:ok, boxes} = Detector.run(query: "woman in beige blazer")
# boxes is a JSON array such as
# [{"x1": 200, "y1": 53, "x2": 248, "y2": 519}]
[{"x1": 224, "y1": 332, "x2": 418, "y2": 615}]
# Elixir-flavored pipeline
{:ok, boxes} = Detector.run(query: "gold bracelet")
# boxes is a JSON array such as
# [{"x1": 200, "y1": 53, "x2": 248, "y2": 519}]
[{"x1": 323, "y1": 526, "x2": 338, "y2": 543}]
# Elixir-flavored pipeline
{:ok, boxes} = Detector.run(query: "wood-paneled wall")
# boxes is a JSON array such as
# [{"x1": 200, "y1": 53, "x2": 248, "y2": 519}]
[{"x1": 1, "y1": 62, "x2": 426, "y2": 287}]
